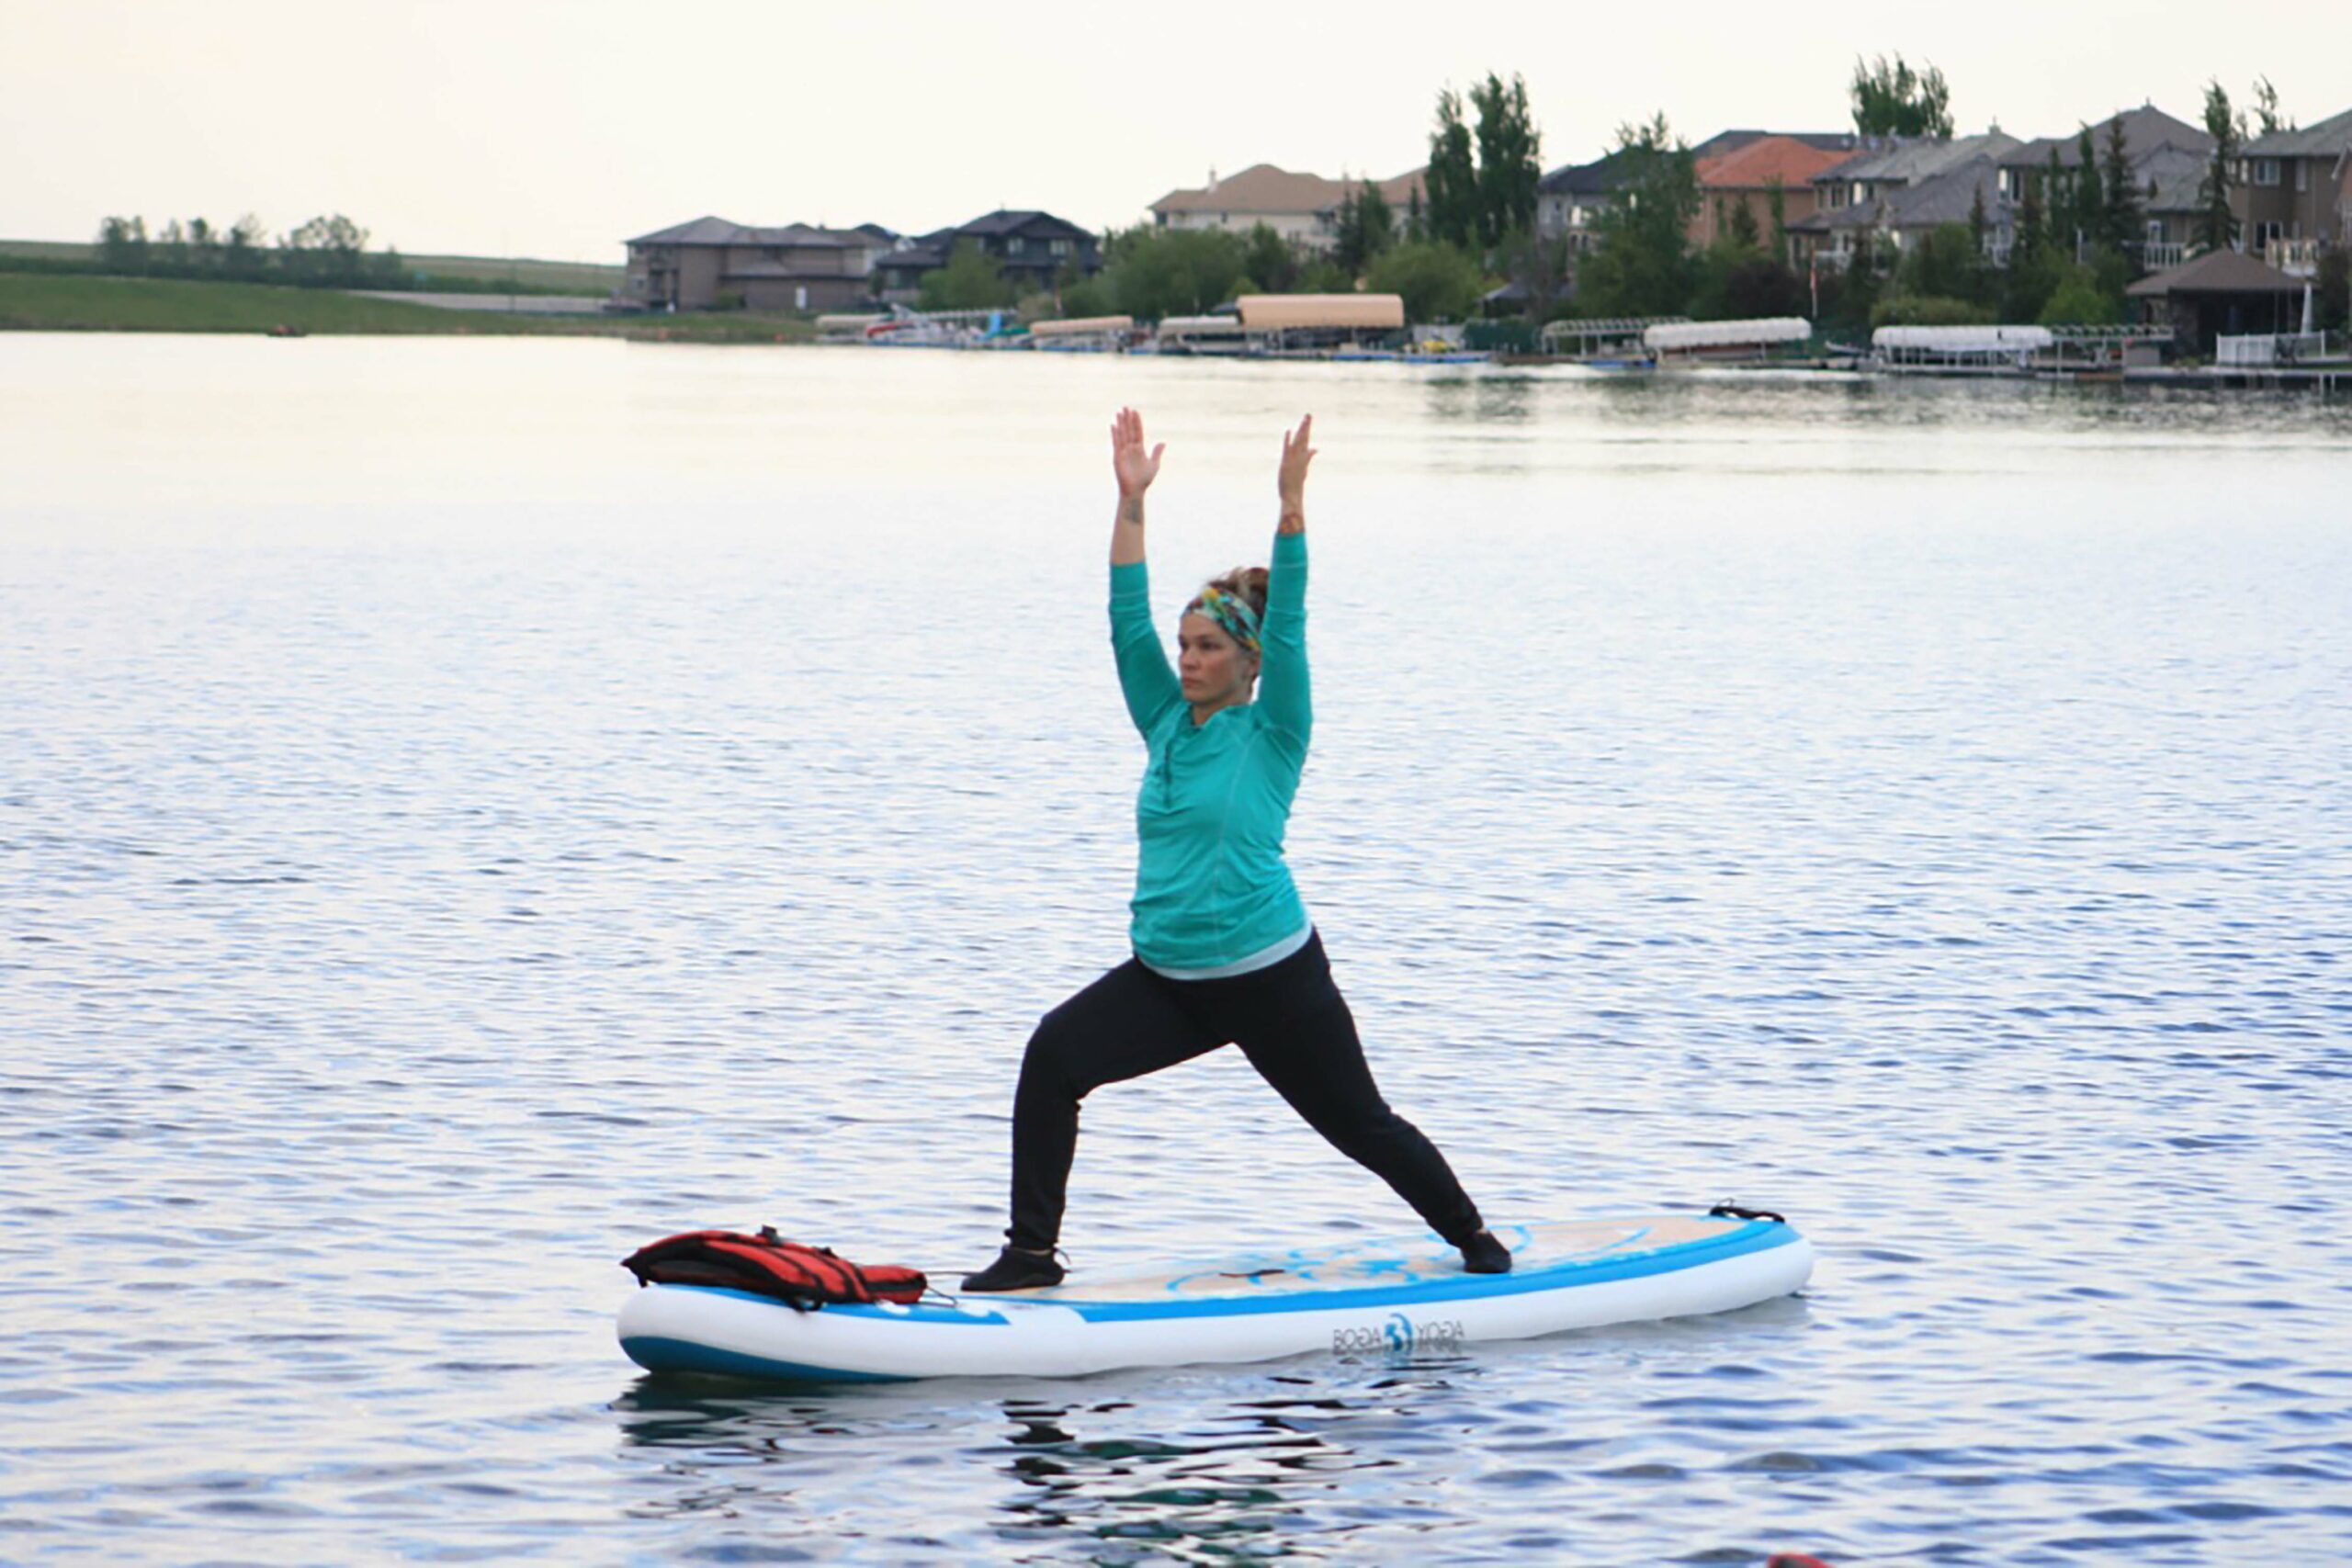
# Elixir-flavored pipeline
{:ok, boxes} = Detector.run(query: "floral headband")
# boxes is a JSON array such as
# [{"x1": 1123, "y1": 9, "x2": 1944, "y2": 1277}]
[{"x1": 1184, "y1": 585, "x2": 1261, "y2": 654}]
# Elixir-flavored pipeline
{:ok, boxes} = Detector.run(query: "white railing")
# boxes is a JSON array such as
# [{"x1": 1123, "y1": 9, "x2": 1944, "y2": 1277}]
[
  {"x1": 2142, "y1": 241, "x2": 2188, "y2": 270},
  {"x1": 2263, "y1": 238, "x2": 2322, "y2": 276},
  {"x1": 2216, "y1": 332, "x2": 2330, "y2": 367}
]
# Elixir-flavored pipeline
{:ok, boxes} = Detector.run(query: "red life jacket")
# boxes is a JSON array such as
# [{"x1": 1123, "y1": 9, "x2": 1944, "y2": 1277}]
[{"x1": 622, "y1": 1226, "x2": 928, "y2": 1310}]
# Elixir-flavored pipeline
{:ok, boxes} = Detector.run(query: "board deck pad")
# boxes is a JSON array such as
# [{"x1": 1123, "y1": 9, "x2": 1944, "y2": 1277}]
[{"x1": 1023, "y1": 1216, "x2": 1736, "y2": 1305}]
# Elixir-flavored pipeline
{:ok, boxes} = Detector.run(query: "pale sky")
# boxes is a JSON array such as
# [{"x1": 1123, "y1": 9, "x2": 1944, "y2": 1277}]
[{"x1": 5, "y1": 0, "x2": 2345, "y2": 264}]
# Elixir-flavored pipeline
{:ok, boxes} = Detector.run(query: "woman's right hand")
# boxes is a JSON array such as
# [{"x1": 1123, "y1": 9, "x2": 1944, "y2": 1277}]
[{"x1": 1112, "y1": 406, "x2": 1165, "y2": 498}]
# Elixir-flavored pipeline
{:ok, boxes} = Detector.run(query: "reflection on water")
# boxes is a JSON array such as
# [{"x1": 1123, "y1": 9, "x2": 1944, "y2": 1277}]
[{"x1": 3, "y1": 335, "x2": 2348, "y2": 1563}]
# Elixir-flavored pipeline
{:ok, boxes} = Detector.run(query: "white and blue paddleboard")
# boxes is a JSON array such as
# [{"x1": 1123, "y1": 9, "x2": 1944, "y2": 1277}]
[{"x1": 616, "y1": 1212, "x2": 1812, "y2": 1383}]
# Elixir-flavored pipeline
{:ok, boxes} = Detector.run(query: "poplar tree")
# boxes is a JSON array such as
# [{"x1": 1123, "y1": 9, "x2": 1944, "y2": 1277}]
[
  {"x1": 1469, "y1": 72, "x2": 1543, "y2": 248},
  {"x1": 2100, "y1": 117, "x2": 2143, "y2": 259},
  {"x1": 1849, "y1": 54, "x2": 1954, "y2": 139},
  {"x1": 1424, "y1": 89, "x2": 1479, "y2": 249},
  {"x1": 2196, "y1": 81, "x2": 2240, "y2": 253}
]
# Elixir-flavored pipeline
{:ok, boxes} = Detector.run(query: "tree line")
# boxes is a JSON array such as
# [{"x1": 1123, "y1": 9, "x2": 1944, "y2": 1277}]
[{"x1": 86, "y1": 213, "x2": 413, "y2": 289}]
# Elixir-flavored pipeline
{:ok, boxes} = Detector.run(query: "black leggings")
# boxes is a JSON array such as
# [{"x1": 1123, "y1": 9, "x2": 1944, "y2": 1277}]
[{"x1": 1005, "y1": 931, "x2": 1485, "y2": 1251}]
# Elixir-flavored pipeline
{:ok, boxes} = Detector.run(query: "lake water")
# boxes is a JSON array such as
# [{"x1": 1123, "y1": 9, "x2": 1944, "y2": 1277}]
[{"x1": 3, "y1": 333, "x2": 2349, "y2": 1564}]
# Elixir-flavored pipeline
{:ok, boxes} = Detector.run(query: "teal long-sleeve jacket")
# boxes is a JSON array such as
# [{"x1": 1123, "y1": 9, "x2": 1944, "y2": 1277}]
[{"x1": 1108, "y1": 530, "x2": 1312, "y2": 973}]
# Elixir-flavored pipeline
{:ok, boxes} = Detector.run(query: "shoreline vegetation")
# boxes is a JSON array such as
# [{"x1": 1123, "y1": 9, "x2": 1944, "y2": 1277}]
[{"x1": 0, "y1": 272, "x2": 817, "y2": 343}]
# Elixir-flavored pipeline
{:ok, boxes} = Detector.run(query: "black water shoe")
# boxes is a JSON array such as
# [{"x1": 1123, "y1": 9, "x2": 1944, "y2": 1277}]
[
  {"x1": 1460, "y1": 1230, "x2": 1512, "y2": 1275},
  {"x1": 960, "y1": 1246, "x2": 1065, "y2": 1292}
]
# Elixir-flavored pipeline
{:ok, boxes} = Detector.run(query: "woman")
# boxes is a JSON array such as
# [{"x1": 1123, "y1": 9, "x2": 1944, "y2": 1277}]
[{"x1": 963, "y1": 408, "x2": 1509, "y2": 1292}]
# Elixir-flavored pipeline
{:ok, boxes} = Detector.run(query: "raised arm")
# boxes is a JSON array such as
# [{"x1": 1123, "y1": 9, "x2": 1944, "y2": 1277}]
[
  {"x1": 1109, "y1": 405, "x2": 1161, "y2": 566},
  {"x1": 1106, "y1": 407, "x2": 1181, "y2": 734},
  {"x1": 1257, "y1": 415, "x2": 1316, "y2": 745}
]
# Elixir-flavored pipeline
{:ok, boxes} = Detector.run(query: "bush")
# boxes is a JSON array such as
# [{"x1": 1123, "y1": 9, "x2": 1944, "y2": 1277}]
[
  {"x1": 1363, "y1": 240, "x2": 1489, "y2": 324},
  {"x1": 2315, "y1": 248, "x2": 2348, "y2": 334},
  {"x1": 1094, "y1": 226, "x2": 1251, "y2": 321},
  {"x1": 919, "y1": 241, "x2": 1017, "y2": 310},
  {"x1": 2039, "y1": 269, "x2": 2121, "y2": 325},
  {"x1": 1872, "y1": 293, "x2": 1996, "y2": 327}
]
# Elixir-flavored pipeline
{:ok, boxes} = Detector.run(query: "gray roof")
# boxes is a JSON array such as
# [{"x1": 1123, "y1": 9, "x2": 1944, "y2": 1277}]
[
  {"x1": 1539, "y1": 148, "x2": 1637, "y2": 196},
  {"x1": 1794, "y1": 154, "x2": 2014, "y2": 234},
  {"x1": 2243, "y1": 104, "x2": 2352, "y2": 157},
  {"x1": 2137, "y1": 145, "x2": 2210, "y2": 214},
  {"x1": 626, "y1": 216, "x2": 873, "y2": 249},
  {"x1": 2000, "y1": 105, "x2": 2211, "y2": 169},
  {"x1": 1883, "y1": 157, "x2": 2012, "y2": 230},
  {"x1": 2125, "y1": 248, "x2": 2308, "y2": 296},
  {"x1": 1816, "y1": 132, "x2": 2018, "y2": 187}
]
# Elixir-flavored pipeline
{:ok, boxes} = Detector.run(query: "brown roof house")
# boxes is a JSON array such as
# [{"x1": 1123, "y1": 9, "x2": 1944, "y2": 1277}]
[
  {"x1": 2233, "y1": 106, "x2": 2352, "y2": 276},
  {"x1": 1690, "y1": 134, "x2": 1860, "y2": 252},
  {"x1": 2126, "y1": 248, "x2": 2310, "y2": 356},
  {"x1": 1539, "y1": 130, "x2": 1851, "y2": 254},
  {"x1": 1148, "y1": 164, "x2": 1427, "y2": 251},
  {"x1": 623, "y1": 218, "x2": 899, "y2": 311}
]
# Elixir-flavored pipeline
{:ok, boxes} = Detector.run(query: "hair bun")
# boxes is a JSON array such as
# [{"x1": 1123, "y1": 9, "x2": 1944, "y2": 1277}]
[{"x1": 1208, "y1": 565, "x2": 1270, "y2": 621}]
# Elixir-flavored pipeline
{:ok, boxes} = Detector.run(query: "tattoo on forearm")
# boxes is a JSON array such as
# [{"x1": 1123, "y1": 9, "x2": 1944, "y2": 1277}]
[{"x1": 1118, "y1": 497, "x2": 1145, "y2": 526}]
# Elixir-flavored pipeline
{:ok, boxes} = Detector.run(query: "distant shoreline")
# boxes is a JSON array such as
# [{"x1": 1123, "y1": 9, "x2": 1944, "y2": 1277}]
[{"x1": 0, "y1": 271, "x2": 818, "y2": 344}]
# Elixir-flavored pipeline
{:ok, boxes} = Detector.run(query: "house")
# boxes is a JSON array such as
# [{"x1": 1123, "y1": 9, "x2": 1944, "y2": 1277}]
[
  {"x1": 1537, "y1": 130, "x2": 1849, "y2": 253},
  {"x1": 870, "y1": 210, "x2": 1102, "y2": 302},
  {"x1": 2126, "y1": 248, "x2": 2310, "y2": 356},
  {"x1": 2135, "y1": 144, "x2": 2212, "y2": 270},
  {"x1": 2234, "y1": 106, "x2": 2352, "y2": 276},
  {"x1": 1995, "y1": 105, "x2": 2213, "y2": 265},
  {"x1": 621, "y1": 218, "x2": 899, "y2": 311},
  {"x1": 1789, "y1": 132, "x2": 2021, "y2": 263},
  {"x1": 1535, "y1": 149, "x2": 1636, "y2": 252},
  {"x1": 1691, "y1": 134, "x2": 1860, "y2": 252},
  {"x1": 1148, "y1": 164, "x2": 1428, "y2": 251}
]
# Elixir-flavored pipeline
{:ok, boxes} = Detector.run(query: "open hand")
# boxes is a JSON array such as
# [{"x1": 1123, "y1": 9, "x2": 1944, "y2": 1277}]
[
  {"x1": 1278, "y1": 414, "x2": 1317, "y2": 505},
  {"x1": 1112, "y1": 407, "x2": 1164, "y2": 497}
]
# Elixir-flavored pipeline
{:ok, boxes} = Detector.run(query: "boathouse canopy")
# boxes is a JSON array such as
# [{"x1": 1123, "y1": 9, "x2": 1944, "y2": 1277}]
[
  {"x1": 1644, "y1": 317, "x2": 1810, "y2": 352},
  {"x1": 2126, "y1": 251, "x2": 2307, "y2": 356},
  {"x1": 1873, "y1": 324, "x2": 2054, "y2": 353},
  {"x1": 1030, "y1": 315, "x2": 1134, "y2": 338},
  {"x1": 1237, "y1": 294, "x2": 1406, "y2": 331}
]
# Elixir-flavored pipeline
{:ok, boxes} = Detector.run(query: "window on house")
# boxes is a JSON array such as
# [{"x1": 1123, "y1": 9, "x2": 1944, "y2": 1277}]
[
  {"x1": 2252, "y1": 158, "x2": 2281, "y2": 186},
  {"x1": 1049, "y1": 239, "x2": 1071, "y2": 256},
  {"x1": 1005, "y1": 237, "x2": 1026, "y2": 255},
  {"x1": 2295, "y1": 161, "x2": 2308, "y2": 192}
]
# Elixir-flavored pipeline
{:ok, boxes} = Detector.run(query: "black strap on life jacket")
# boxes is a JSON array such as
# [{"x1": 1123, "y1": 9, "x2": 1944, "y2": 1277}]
[{"x1": 621, "y1": 1226, "x2": 929, "y2": 1311}]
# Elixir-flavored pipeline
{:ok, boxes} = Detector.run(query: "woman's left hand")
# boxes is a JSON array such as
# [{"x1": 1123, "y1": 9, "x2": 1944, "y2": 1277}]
[{"x1": 1278, "y1": 414, "x2": 1316, "y2": 509}]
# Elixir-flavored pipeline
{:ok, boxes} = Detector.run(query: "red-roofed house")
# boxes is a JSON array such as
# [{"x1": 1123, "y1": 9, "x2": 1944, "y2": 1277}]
[{"x1": 1690, "y1": 134, "x2": 1859, "y2": 253}]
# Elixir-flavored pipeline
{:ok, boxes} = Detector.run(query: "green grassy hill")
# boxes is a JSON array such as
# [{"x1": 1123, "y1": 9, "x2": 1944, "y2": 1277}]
[
  {"x1": 0, "y1": 271, "x2": 814, "y2": 342},
  {"x1": 0, "y1": 239, "x2": 622, "y2": 293}
]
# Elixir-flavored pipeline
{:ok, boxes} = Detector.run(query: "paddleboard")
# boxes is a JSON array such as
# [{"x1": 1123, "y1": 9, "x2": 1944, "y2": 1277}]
[{"x1": 616, "y1": 1211, "x2": 1812, "y2": 1383}]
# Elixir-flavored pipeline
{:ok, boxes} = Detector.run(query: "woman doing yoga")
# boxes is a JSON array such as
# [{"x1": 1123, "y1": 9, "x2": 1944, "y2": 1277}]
[{"x1": 962, "y1": 408, "x2": 1508, "y2": 1292}]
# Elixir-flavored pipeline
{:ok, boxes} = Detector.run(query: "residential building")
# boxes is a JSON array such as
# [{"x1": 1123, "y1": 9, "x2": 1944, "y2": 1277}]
[
  {"x1": 621, "y1": 218, "x2": 900, "y2": 311},
  {"x1": 1535, "y1": 149, "x2": 1636, "y2": 251},
  {"x1": 870, "y1": 210, "x2": 1102, "y2": 303},
  {"x1": 1691, "y1": 133, "x2": 1860, "y2": 252},
  {"x1": 1148, "y1": 164, "x2": 1428, "y2": 251},
  {"x1": 2135, "y1": 144, "x2": 2211, "y2": 270},
  {"x1": 1995, "y1": 105, "x2": 2213, "y2": 265},
  {"x1": 1538, "y1": 130, "x2": 1849, "y2": 253},
  {"x1": 1790, "y1": 133, "x2": 2019, "y2": 263},
  {"x1": 2234, "y1": 106, "x2": 2352, "y2": 275}
]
